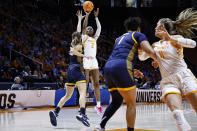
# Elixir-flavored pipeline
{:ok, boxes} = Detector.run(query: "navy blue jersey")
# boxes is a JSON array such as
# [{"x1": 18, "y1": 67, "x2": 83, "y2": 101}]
[
  {"x1": 66, "y1": 45, "x2": 86, "y2": 86},
  {"x1": 104, "y1": 31, "x2": 148, "y2": 90},
  {"x1": 66, "y1": 64, "x2": 86, "y2": 86},
  {"x1": 108, "y1": 31, "x2": 147, "y2": 62},
  {"x1": 69, "y1": 55, "x2": 83, "y2": 65},
  {"x1": 69, "y1": 45, "x2": 83, "y2": 65}
]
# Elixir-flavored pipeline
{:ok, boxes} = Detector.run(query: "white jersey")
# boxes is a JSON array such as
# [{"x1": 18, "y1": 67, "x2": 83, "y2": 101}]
[
  {"x1": 82, "y1": 34, "x2": 98, "y2": 69},
  {"x1": 82, "y1": 34, "x2": 97, "y2": 57},
  {"x1": 154, "y1": 40, "x2": 187, "y2": 78},
  {"x1": 139, "y1": 40, "x2": 197, "y2": 98}
]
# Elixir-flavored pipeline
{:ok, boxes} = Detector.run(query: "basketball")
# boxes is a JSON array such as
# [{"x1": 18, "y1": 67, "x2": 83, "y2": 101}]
[{"x1": 83, "y1": 1, "x2": 94, "y2": 13}]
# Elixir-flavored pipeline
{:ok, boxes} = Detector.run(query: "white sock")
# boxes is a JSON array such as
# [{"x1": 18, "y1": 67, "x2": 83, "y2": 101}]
[
  {"x1": 172, "y1": 110, "x2": 191, "y2": 131},
  {"x1": 97, "y1": 101, "x2": 101, "y2": 107}
]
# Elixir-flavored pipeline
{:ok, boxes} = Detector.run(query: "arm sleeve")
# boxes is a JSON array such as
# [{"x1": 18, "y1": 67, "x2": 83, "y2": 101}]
[
  {"x1": 94, "y1": 17, "x2": 101, "y2": 40},
  {"x1": 77, "y1": 18, "x2": 82, "y2": 32},
  {"x1": 82, "y1": 34, "x2": 88, "y2": 46},
  {"x1": 175, "y1": 38, "x2": 196, "y2": 48}
]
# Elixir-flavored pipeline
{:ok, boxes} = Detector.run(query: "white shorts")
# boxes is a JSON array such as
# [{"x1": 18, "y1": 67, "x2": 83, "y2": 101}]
[
  {"x1": 160, "y1": 69, "x2": 197, "y2": 99},
  {"x1": 83, "y1": 57, "x2": 99, "y2": 70}
]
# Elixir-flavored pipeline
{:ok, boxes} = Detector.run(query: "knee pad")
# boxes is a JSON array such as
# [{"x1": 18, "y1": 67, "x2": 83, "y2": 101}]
[{"x1": 172, "y1": 110, "x2": 191, "y2": 131}]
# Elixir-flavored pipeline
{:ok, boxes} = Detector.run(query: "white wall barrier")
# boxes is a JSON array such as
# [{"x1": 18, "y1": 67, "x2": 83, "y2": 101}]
[
  {"x1": 0, "y1": 90, "x2": 55, "y2": 109},
  {"x1": 136, "y1": 89, "x2": 162, "y2": 103},
  {"x1": 0, "y1": 89, "x2": 162, "y2": 109}
]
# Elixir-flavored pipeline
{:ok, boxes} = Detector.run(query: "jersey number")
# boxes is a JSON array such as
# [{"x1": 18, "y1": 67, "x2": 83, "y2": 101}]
[
  {"x1": 158, "y1": 51, "x2": 165, "y2": 58},
  {"x1": 118, "y1": 35, "x2": 127, "y2": 45},
  {"x1": 91, "y1": 43, "x2": 94, "y2": 48}
]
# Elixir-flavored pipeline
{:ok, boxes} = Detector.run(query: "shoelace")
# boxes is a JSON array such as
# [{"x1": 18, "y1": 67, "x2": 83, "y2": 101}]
[{"x1": 82, "y1": 114, "x2": 89, "y2": 120}]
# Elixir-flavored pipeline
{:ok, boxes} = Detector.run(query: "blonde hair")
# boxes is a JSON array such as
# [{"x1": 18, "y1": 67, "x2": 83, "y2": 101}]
[{"x1": 159, "y1": 8, "x2": 197, "y2": 38}]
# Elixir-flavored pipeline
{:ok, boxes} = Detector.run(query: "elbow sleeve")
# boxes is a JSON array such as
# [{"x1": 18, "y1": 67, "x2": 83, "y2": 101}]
[
  {"x1": 177, "y1": 38, "x2": 196, "y2": 48},
  {"x1": 95, "y1": 18, "x2": 101, "y2": 38}
]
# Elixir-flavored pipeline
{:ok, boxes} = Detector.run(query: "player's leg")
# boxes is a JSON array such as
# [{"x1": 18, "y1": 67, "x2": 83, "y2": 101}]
[
  {"x1": 85, "y1": 69, "x2": 90, "y2": 89},
  {"x1": 57, "y1": 86, "x2": 75, "y2": 109},
  {"x1": 49, "y1": 86, "x2": 75, "y2": 126},
  {"x1": 94, "y1": 90, "x2": 123, "y2": 131},
  {"x1": 90, "y1": 69, "x2": 102, "y2": 115},
  {"x1": 186, "y1": 93, "x2": 197, "y2": 112},
  {"x1": 182, "y1": 70, "x2": 197, "y2": 112},
  {"x1": 77, "y1": 82, "x2": 87, "y2": 109},
  {"x1": 94, "y1": 59, "x2": 123, "y2": 130},
  {"x1": 90, "y1": 69, "x2": 100, "y2": 102},
  {"x1": 119, "y1": 88, "x2": 136, "y2": 131},
  {"x1": 165, "y1": 93, "x2": 191, "y2": 131},
  {"x1": 76, "y1": 82, "x2": 90, "y2": 127}
]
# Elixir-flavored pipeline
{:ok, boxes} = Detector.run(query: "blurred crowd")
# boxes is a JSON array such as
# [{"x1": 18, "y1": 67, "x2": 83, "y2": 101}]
[
  {"x1": 0, "y1": 1, "x2": 112, "y2": 84},
  {"x1": 0, "y1": 0, "x2": 181, "y2": 90}
]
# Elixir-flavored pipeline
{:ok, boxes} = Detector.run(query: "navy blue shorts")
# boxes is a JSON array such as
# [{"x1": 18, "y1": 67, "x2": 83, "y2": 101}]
[
  {"x1": 104, "y1": 59, "x2": 136, "y2": 91},
  {"x1": 66, "y1": 64, "x2": 86, "y2": 87}
]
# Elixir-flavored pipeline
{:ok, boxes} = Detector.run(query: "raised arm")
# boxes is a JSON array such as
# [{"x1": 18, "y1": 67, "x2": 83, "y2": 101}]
[
  {"x1": 82, "y1": 12, "x2": 90, "y2": 34},
  {"x1": 70, "y1": 46, "x2": 84, "y2": 57},
  {"x1": 170, "y1": 36, "x2": 196, "y2": 48},
  {"x1": 158, "y1": 25, "x2": 196, "y2": 48},
  {"x1": 76, "y1": 10, "x2": 85, "y2": 33},
  {"x1": 94, "y1": 8, "x2": 101, "y2": 40},
  {"x1": 70, "y1": 45, "x2": 92, "y2": 59}
]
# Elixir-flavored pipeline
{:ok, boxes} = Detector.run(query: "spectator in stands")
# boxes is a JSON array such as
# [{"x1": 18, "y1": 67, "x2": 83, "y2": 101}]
[
  {"x1": 1, "y1": 68, "x2": 12, "y2": 80},
  {"x1": 56, "y1": 76, "x2": 65, "y2": 90},
  {"x1": 20, "y1": 66, "x2": 31, "y2": 77},
  {"x1": 33, "y1": 65, "x2": 43, "y2": 79},
  {"x1": 10, "y1": 76, "x2": 25, "y2": 90}
]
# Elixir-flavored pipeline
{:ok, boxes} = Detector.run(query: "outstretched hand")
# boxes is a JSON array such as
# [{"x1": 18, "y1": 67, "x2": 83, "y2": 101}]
[
  {"x1": 76, "y1": 10, "x2": 85, "y2": 20},
  {"x1": 85, "y1": 55, "x2": 93, "y2": 59},
  {"x1": 69, "y1": 47, "x2": 74, "y2": 56},
  {"x1": 94, "y1": 8, "x2": 99, "y2": 17},
  {"x1": 156, "y1": 25, "x2": 171, "y2": 41},
  {"x1": 84, "y1": 11, "x2": 91, "y2": 16}
]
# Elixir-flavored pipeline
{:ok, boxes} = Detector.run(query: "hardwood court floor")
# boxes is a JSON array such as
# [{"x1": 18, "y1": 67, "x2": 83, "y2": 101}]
[{"x1": 0, "y1": 102, "x2": 196, "y2": 131}]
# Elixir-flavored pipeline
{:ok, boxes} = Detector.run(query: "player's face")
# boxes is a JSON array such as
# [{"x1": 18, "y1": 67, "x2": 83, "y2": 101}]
[
  {"x1": 155, "y1": 21, "x2": 163, "y2": 38},
  {"x1": 86, "y1": 26, "x2": 94, "y2": 36}
]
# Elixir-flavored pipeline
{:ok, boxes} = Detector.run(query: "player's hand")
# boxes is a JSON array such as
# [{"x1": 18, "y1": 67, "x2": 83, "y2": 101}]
[
  {"x1": 156, "y1": 25, "x2": 171, "y2": 41},
  {"x1": 94, "y1": 8, "x2": 99, "y2": 17},
  {"x1": 76, "y1": 10, "x2": 85, "y2": 20},
  {"x1": 84, "y1": 11, "x2": 91, "y2": 16},
  {"x1": 134, "y1": 69, "x2": 144, "y2": 78},
  {"x1": 69, "y1": 47, "x2": 79, "y2": 56},
  {"x1": 69, "y1": 47, "x2": 74, "y2": 55},
  {"x1": 85, "y1": 55, "x2": 93, "y2": 59},
  {"x1": 152, "y1": 60, "x2": 159, "y2": 69}
]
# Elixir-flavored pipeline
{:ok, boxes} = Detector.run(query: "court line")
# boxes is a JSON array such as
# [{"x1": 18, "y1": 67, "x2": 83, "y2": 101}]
[
  {"x1": 107, "y1": 129, "x2": 159, "y2": 131},
  {"x1": 0, "y1": 105, "x2": 162, "y2": 131},
  {"x1": 0, "y1": 103, "x2": 164, "y2": 113}
]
